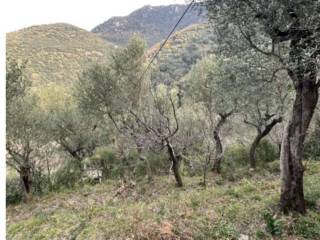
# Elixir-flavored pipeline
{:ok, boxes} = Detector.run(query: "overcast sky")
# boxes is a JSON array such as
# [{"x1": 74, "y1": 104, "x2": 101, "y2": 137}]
[{"x1": 2, "y1": 0, "x2": 186, "y2": 33}]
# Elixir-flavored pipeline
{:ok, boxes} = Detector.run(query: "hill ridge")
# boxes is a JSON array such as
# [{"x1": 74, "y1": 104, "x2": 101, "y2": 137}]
[{"x1": 92, "y1": 4, "x2": 207, "y2": 47}]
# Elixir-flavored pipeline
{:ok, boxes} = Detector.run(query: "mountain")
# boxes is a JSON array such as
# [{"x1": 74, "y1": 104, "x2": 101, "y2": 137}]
[
  {"x1": 6, "y1": 23, "x2": 114, "y2": 87},
  {"x1": 148, "y1": 23, "x2": 217, "y2": 86},
  {"x1": 92, "y1": 4, "x2": 207, "y2": 47}
]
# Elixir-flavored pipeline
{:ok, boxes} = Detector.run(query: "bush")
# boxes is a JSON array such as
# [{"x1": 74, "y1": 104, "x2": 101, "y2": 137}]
[
  {"x1": 88, "y1": 147, "x2": 170, "y2": 180},
  {"x1": 263, "y1": 211, "x2": 282, "y2": 236},
  {"x1": 6, "y1": 168, "x2": 52, "y2": 205},
  {"x1": 266, "y1": 160, "x2": 280, "y2": 174},
  {"x1": 32, "y1": 168, "x2": 52, "y2": 195},
  {"x1": 85, "y1": 147, "x2": 119, "y2": 179},
  {"x1": 134, "y1": 152, "x2": 169, "y2": 178},
  {"x1": 52, "y1": 159, "x2": 83, "y2": 190},
  {"x1": 6, "y1": 177, "x2": 23, "y2": 205},
  {"x1": 224, "y1": 144, "x2": 249, "y2": 167},
  {"x1": 224, "y1": 140, "x2": 278, "y2": 169},
  {"x1": 256, "y1": 140, "x2": 278, "y2": 164}
]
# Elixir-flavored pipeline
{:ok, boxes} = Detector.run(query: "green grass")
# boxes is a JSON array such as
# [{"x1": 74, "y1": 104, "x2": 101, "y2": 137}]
[{"x1": 6, "y1": 161, "x2": 320, "y2": 239}]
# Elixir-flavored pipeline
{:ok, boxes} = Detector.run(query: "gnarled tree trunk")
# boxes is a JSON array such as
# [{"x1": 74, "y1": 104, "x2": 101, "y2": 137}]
[
  {"x1": 249, "y1": 117, "x2": 282, "y2": 169},
  {"x1": 280, "y1": 31, "x2": 319, "y2": 213},
  {"x1": 166, "y1": 141, "x2": 183, "y2": 187},
  {"x1": 249, "y1": 134, "x2": 262, "y2": 169},
  {"x1": 280, "y1": 81, "x2": 318, "y2": 214},
  {"x1": 212, "y1": 112, "x2": 232, "y2": 173},
  {"x1": 20, "y1": 166, "x2": 32, "y2": 202}
]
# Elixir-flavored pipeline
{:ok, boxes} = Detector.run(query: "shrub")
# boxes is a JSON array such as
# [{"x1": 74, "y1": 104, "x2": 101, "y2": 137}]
[
  {"x1": 224, "y1": 140, "x2": 278, "y2": 170},
  {"x1": 6, "y1": 168, "x2": 52, "y2": 205},
  {"x1": 146, "y1": 152, "x2": 169, "y2": 175},
  {"x1": 32, "y1": 168, "x2": 51, "y2": 195},
  {"x1": 224, "y1": 144, "x2": 249, "y2": 167},
  {"x1": 85, "y1": 147, "x2": 119, "y2": 179},
  {"x1": 6, "y1": 177, "x2": 23, "y2": 205},
  {"x1": 52, "y1": 159, "x2": 83, "y2": 190},
  {"x1": 134, "y1": 152, "x2": 169, "y2": 179},
  {"x1": 266, "y1": 160, "x2": 280, "y2": 174},
  {"x1": 263, "y1": 211, "x2": 282, "y2": 236},
  {"x1": 256, "y1": 140, "x2": 278, "y2": 164}
]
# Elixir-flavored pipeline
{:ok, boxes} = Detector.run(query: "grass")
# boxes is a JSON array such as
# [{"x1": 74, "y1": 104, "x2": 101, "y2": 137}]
[{"x1": 6, "y1": 161, "x2": 320, "y2": 239}]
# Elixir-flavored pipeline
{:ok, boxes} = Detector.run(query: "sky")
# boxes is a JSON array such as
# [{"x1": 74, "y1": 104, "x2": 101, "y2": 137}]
[{"x1": 1, "y1": 0, "x2": 186, "y2": 33}]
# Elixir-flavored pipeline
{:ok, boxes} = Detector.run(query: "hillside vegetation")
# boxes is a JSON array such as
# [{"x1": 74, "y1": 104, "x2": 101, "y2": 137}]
[
  {"x1": 92, "y1": 4, "x2": 207, "y2": 47},
  {"x1": 6, "y1": 162, "x2": 320, "y2": 239},
  {"x1": 148, "y1": 23, "x2": 216, "y2": 86},
  {"x1": 6, "y1": 2, "x2": 320, "y2": 240},
  {"x1": 6, "y1": 23, "x2": 114, "y2": 87}
]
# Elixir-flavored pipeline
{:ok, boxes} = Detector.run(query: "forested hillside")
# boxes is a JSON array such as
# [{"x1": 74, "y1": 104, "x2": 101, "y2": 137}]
[
  {"x1": 6, "y1": 23, "x2": 114, "y2": 87},
  {"x1": 148, "y1": 23, "x2": 216, "y2": 85},
  {"x1": 92, "y1": 4, "x2": 207, "y2": 47}
]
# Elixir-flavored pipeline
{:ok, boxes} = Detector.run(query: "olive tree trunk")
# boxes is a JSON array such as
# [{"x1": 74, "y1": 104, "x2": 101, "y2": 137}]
[
  {"x1": 280, "y1": 81, "x2": 318, "y2": 214},
  {"x1": 249, "y1": 135, "x2": 262, "y2": 169},
  {"x1": 20, "y1": 166, "x2": 32, "y2": 202},
  {"x1": 166, "y1": 141, "x2": 183, "y2": 187},
  {"x1": 212, "y1": 112, "x2": 232, "y2": 173},
  {"x1": 249, "y1": 117, "x2": 282, "y2": 169}
]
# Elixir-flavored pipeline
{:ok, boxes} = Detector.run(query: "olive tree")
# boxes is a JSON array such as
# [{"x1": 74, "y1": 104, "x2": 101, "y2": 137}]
[
  {"x1": 204, "y1": 0, "x2": 320, "y2": 213},
  {"x1": 43, "y1": 107, "x2": 103, "y2": 172},
  {"x1": 232, "y1": 53, "x2": 290, "y2": 168},
  {"x1": 6, "y1": 59, "x2": 44, "y2": 201},
  {"x1": 76, "y1": 36, "x2": 148, "y2": 180},
  {"x1": 130, "y1": 84, "x2": 184, "y2": 186},
  {"x1": 185, "y1": 55, "x2": 238, "y2": 173}
]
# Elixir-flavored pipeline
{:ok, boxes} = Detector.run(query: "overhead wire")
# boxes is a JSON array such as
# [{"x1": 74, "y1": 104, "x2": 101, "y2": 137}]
[{"x1": 139, "y1": 0, "x2": 196, "y2": 82}]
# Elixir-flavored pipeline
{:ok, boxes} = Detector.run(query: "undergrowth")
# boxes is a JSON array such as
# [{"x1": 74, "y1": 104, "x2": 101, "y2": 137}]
[{"x1": 6, "y1": 161, "x2": 320, "y2": 240}]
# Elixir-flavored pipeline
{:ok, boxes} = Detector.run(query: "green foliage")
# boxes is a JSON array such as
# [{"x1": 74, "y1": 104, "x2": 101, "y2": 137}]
[
  {"x1": 32, "y1": 169, "x2": 52, "y2": 195},
  {"x1": 86, "y1": 147, "x2": 119, "y2": 179},
  {"x1": 76, "y1": 35, "x2": 146, "y2": 117},
  {"x1": 43, "y1": 106, "x2": 101, "y2": 164},
  {"x1": 266, "y1": 160, "x2": 280, "y2": 174},
  {"x1": 150, "y1": 24, "x2": 215, "y2": 85},
  {"x1": 6, "y1": 58, "x2": 29, "y2": 103},
  {"x1": 6, "y1": 169, "x2": 52, "y2": 205},
  {"x1": 224, "y1": 144, "x2": 249, "y2": 167},
  {"x1": 256, "y1": 140, "x2": 279, "y2": 164},
  {"x1": 6, "y1": 177, "x2": 23, "y2": 205},
  {"x1": 185, "y1": 55, "x2": 238, "y2": 115},
  {"x1": 87, "y1": 148, "x2": 170, "y2": 180},
  {"x1": 52, "y1": 159, "x2": 83, "y2": 190},
  {"x1": 263, "y1": 211, "x2": 282, "y2": 236},
  {"x1": 224, "y1": 140, "x2": 278, "y2": 169},
  {"x1": 134, "y1": 152, "x2": 169, "y2": 178}
]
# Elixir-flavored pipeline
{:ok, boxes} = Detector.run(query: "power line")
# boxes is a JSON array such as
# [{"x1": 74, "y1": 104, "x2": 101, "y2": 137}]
[{"x1": 139, "y1": 0, "x2": 195, "y2": 81}]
